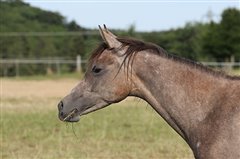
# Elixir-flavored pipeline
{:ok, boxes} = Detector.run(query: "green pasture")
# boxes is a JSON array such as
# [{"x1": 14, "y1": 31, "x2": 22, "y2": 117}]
[{"x1": 1, "y1": 82, "x2": 193, "y2": 159}]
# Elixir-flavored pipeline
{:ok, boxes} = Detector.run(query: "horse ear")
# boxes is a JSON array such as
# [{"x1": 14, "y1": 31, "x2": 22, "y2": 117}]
[{"x1": 98, "y1": 24, "x2": 122, "y2": 49}]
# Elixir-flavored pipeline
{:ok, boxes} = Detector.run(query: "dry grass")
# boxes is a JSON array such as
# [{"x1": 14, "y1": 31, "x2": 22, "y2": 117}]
[
  {"x1": 1, "y1": 78, "x2": 194, "y2": 159},
  {"x1": 1, "y1": 78, "x2": 78, "y2": 112},
  {"x1": 2, "y1": 78, "x2": 78, "y2": 99}
]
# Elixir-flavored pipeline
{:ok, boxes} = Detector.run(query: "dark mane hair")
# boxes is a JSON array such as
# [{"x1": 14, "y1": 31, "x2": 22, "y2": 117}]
[{"x1": 89, "y1": 37, "x2": 240, "y2": 80}]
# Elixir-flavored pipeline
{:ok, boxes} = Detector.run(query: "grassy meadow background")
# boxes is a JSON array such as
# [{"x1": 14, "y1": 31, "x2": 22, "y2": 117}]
[{"x1": 1, "y1": 75, "x2": 194, "y2": 159}]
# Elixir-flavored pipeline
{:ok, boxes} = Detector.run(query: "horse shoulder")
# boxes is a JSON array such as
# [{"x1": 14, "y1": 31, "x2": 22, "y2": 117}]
[
  {"x1": 194, "y1": 80, "x2": 240, "y2": 159},
  {"x1": 209, "y1": 80, "x2": 240, "y2": 159}
]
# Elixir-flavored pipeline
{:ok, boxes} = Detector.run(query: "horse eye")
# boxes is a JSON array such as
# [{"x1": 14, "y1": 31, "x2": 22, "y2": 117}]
[{"x1": 92, "y1": 66, "x2": 102, "y2": 74}]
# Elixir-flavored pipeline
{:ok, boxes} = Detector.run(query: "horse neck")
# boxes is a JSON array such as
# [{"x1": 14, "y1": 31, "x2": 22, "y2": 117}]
[{"x1": 130, "y1": 51, "x2": 228, "y2": 145}]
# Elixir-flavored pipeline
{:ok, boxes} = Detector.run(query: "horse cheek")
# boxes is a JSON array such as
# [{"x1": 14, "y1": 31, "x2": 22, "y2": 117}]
[{"x1": 113, "y1": 84, "x2": 129, "y2": 100}]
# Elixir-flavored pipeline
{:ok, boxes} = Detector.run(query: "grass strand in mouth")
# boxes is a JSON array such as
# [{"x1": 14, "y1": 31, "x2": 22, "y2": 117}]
[{"x1": 63, "y1": 109, "x2": 78, "y2": 121}]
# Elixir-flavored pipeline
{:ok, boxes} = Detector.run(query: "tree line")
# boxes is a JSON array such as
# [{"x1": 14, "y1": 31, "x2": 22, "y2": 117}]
[{"x1": 0, "y1": 0, "x2": 239, "y2": 76}]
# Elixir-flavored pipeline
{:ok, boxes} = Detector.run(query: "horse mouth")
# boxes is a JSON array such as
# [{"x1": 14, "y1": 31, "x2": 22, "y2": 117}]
[
  {"x1": 62, "y1": 105, "x2": 95, "y2": 122},
  {"x1": 63, "y1": 108, "x2": 80, "y2": 122},
  {"x1": 80, "y1": 102, "x2": 110, "y2": 116},
  {"x1": 62, "y1": 102, "x2": 109, "y2": 122}
]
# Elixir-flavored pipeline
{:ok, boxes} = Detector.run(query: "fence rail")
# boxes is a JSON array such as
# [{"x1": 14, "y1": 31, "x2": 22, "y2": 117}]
[
  {"x1": 0, "y1": 59, "x2": 78, "y2": 64},
  {"x1": 0, "y1": 56, "x2": 88, "y2": 77},
  {"x1": 201, "y1": 62, "x2": 240, "y2": 67},
  {"x1": 1, "y1": 58, "x2": 240, "y2": 77}
]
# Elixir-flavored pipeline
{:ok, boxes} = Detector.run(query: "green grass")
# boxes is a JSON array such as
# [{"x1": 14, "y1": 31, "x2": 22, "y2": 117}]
[{"x1": 1, "y1": 98, "x2": 193, "y2": 159}]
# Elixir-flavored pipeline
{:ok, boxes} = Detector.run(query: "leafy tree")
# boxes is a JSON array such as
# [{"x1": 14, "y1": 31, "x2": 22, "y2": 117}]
[
  {"x1": 220, "y1": 8, "x2": 240, "y2": 61},
  {"x1": 202, "y1": 8, "x2": 240, "y2": 61},
  {"x1": 66, "y1": 20, "x2": 85, "y2": 31},
  {"x1": 201, "y1": 22, "x2": 221, "y2": 61}
]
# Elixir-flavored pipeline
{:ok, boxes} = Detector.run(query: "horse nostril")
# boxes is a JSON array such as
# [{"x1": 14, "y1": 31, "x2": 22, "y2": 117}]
[
  {"x1": 58, "y1": 101, "x2": 64, "y2": 110},
  {"x1": 60, "y1": 112, "x2": 64, "y2": 117}
]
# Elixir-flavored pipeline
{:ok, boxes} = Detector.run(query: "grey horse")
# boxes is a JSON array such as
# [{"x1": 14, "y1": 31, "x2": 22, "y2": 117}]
[{"x1": 58, "y1": 25, "x2": 240, "y2": 159}]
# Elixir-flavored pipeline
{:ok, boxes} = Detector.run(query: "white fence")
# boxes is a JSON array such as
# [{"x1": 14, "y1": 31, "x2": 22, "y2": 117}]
[
  {"x1": 0, "y1": 56, "x2": 87, "y2": 76},
  {"x1": 0, "y1": 57, "x2": 240, "y2": 77},
  {"x1": 201, "y1": 62, "x2": 240, "y2": 67}
]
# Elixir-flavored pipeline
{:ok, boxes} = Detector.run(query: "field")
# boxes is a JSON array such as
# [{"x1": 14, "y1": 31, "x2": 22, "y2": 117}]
[{"x1": 1, "y1": 76, "x2": 194, "y2": 159}]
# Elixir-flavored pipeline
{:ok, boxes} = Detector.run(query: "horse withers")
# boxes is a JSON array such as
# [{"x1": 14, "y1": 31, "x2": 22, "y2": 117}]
[{"x1": 58, "y1": 25, "x2": 240, "y2": 159}]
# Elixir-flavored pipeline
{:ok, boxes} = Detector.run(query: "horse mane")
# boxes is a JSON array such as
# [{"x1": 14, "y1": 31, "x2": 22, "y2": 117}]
[{"x1": 89, "y1": 37, "x2": 240, "y2": 80}]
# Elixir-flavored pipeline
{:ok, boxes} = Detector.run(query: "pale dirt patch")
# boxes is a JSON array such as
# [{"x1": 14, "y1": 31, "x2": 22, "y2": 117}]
[
  {"x1": 1, "y1": 78, "x2": 79, "y2": 111},
  {"x1": 1, "y1": 78, "x2": 79, "y2": 99}
]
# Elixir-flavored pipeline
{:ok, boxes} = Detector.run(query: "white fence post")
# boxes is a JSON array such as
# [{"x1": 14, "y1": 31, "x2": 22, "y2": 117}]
[
  {"x1": 56, "y1": 60, "x2": 61, "y2": 75},
  {"x1": 15, "y1": 59, "x2": 19, "y2": 77},
  {"x1": 76, "y1": 55, "x2": 82, "y2": 73}
]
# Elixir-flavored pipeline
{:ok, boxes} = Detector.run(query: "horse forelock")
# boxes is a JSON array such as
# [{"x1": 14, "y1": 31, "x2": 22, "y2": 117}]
[{"x1": 88, "y1": 42, "x2": 108, "y2": 66}]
